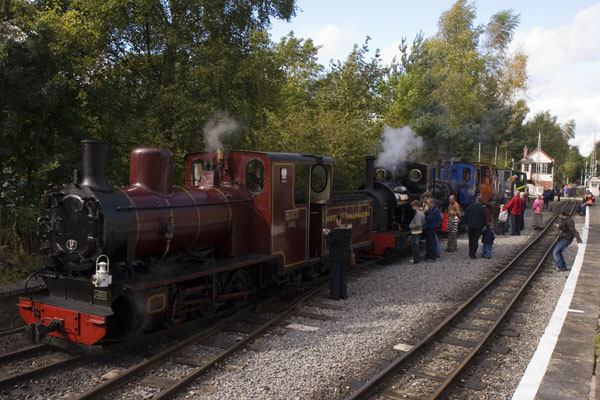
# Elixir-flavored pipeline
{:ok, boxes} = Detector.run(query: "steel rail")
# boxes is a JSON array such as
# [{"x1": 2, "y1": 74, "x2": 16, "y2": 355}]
[
  {"x1": 346, "y1": 200, "x2": 576, "y2": 400},
  {"x1": 154, "y1": 282, "x2": 327, "y2": 400},
  {"x1": 75, "y1": 281, "x2": 327, "y2": 400},
  {"x1": 0, "y1": 326, "x2": 26, "y2": 338},
  {"x1": 0, "y1": 343, "x2": 46, "y2": 364},
  {"x1": 0, "y1": 353, "x2": 82, "y2": 389}
]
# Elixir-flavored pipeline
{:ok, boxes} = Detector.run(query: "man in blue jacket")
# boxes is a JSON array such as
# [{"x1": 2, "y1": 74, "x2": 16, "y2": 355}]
[
  {"x1": 465, "y1": 196, "x2": 487, "y2": 259},
  {"x1": 424, "y1": 198, "x2": 442, "y2": 262}
]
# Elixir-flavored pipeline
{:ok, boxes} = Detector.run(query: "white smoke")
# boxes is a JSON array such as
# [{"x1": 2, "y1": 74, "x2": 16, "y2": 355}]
[
  {"x1": 376, "y1": 125, "x2": 423, "y2": 170},
  {"x1": 203, "y1": 113, "x2": 239, "y2": 151}
]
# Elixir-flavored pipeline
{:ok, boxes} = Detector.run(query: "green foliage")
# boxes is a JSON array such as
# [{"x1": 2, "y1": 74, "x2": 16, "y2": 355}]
[
  {"x1": 261, "y1": 38, "x2": 389, "y2": 188},
  {"x1": 0, "y1": 0, "x2": 584, "y2": 272},
  {"x1": 0, "y1": 205, "x2": 42, "y2": 284},
  {"x1": 387, "y1": 0, "x2": 527, "y2": 164}
]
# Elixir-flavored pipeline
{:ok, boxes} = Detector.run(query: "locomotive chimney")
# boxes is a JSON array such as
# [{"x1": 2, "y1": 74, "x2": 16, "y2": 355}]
[
  {"x1": 365, "y1": 156, "x2": 375, "y2": 191},
  {"x1": 81, "y1": 140, "x2": 111, "y2": 192}
]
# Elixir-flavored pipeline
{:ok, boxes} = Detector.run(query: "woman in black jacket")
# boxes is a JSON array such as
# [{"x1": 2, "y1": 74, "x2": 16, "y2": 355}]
[{"x1": 324, "y1": 214, "x2": 352, "y2": 300}]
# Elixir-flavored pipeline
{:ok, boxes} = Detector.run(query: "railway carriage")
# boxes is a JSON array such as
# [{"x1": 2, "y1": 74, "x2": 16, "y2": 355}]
[{"x1": 19, "y1": 141, "x2": 374, "y2": 348}]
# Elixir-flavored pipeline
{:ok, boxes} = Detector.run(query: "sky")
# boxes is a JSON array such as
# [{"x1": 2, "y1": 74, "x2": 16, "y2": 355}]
[{"x1": 269, "y1": 0, "x2": 600, "y2": 157}]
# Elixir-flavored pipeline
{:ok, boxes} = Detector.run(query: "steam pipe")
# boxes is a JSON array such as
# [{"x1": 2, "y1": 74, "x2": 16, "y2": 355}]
[
  {"x1": 365, "y1": 156, "x2": 375, "y2": 191},
  {"x1": 81, "y1": 140, "x2": 111, "y2": 192}
]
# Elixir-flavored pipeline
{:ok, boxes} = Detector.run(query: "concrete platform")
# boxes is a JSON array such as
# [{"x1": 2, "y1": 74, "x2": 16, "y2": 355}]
[{"x1": 512, "y1": 204, "x2": 599, "y2": 399}]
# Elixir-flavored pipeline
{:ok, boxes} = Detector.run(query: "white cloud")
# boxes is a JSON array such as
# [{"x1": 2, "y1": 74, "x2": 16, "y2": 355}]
[
  {"x1": 312, "y1": 24, "x2": 356, "y2": 64},
  {"x1": 511, "y1": 3, "x2": 600, "y2": 156},
  {"x1": 379, "y1": 41, "x2": 403, "y2": 66}
]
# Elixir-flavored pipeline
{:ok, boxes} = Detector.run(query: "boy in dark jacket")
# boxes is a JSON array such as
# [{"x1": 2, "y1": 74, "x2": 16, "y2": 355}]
[
  {"x1": 480, "y1": 223, "x2": 495, "y2": 259},
  {"x1": 324, "y1": 214, "x2": 352, "y2": 300}
]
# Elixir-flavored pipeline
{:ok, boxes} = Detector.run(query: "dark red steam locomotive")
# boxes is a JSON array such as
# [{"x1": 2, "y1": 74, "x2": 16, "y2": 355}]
[{"x1": 19, "y1": 141, "x2": 374, "y2": 348}]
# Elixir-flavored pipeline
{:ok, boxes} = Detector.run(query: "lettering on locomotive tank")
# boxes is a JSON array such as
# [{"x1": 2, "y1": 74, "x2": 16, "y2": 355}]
[
  {"x1": 93, "y1": 290, "x2": 108, "y2": 301},
  {"x1": 285, "y1": 209, "x2": 299, "y2": 220},
  {"x1": 326, "y1": 210, "x2": 371, "y2": 222}
]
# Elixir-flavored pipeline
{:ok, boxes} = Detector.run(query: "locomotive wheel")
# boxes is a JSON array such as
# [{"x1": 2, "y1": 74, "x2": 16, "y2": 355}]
[{"x1": 224, "y1": 269, "x2": 252, "y2": 302}]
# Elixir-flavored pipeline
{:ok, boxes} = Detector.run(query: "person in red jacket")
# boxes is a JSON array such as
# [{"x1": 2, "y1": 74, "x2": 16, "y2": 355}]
[{"x1": 505, "y1": 191, "x2": 525, "y2": 236}]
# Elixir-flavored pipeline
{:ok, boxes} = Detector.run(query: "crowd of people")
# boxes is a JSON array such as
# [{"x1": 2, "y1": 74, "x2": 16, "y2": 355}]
[
  {"x1": 325, "y1": 185, "x2": 587, "y2": 300},
  {"x1": 408, "y1": 186, "x2": 584, "y2": 271}
]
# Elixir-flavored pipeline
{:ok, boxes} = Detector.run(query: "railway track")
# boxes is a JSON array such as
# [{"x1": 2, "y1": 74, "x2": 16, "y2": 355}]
[
  {"x1": 0, "y1": 342, "x2": 82, "y2": 390},
  {"x1": 0, "y1": 273, "x2": 338, "y2": 399},
  {"x1": 72, "y1": 281, "x2": 328, "y2": 400},
  {"x1": 345, "y1": 200, "x2": 577, "y2": 400}
]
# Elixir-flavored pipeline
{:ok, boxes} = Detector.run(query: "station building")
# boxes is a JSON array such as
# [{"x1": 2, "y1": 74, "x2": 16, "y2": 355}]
[{"x1": 519, "y1": 134, "x2": 555, "y2": 194}]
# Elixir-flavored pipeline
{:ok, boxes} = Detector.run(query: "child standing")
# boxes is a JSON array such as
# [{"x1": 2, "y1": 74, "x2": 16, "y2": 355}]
[
  {"x1": 481, "y1": 224, "x2": 495, "y2": 259},
  {"x1": 446, "y1": 208, "x2": 459, "y2": 252},
  {"x1": 497, "y1": 205, "x2": 508, "y2": 235},
  {"x1": 409, "y1": 200, "x2": 425, "y2": 264}
]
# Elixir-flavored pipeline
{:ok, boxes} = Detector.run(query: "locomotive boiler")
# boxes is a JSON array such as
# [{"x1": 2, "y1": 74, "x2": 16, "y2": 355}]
[{"x1": 19, "y1": 141, "x2": 374, "y2": 348}]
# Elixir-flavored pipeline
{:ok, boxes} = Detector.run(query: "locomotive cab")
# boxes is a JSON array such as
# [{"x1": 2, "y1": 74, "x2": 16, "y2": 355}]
[{"x1": 185, "y1": 151, "x2": 372, "y2": 273}]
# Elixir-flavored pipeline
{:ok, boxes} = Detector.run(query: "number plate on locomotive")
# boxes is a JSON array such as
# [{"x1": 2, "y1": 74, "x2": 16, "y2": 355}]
[
  {"x1": 284, "y1": 209, "x2": 299, "y2": 220},
  {"x1": 93, "y1": 290, "x2": 108, "y2": 301}
]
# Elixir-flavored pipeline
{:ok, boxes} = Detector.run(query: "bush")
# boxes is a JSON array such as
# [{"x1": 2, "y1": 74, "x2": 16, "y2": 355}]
[{"x1": 0, "y1": 206, "x2": 43, "y2": 285}]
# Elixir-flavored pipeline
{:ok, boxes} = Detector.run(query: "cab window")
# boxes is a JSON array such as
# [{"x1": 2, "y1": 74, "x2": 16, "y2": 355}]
[
  {"x1": 409, "y1": 169, "x2": 422, "y2": 182},
  {"x1": 246, "y1": 159, "x2": 264, "y2": 194},
  {"x1": 192, "y1": 159, "x2": 203, "y2": 186},
  {"x1": 311, "y1": 165, "x2": 328, "y2": 193},
  {"x1": 481, "y1": 168, "x2": 490, "y2": 184},
  {"x1": 375, "y1": 168, "x2": 387, "y2": 181},
  {"x1": 462, "y1": 167, "x2": 471, "y2": 183}
]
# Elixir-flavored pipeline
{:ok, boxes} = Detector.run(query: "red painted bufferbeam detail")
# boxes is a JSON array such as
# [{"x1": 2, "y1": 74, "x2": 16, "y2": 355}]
[{"x1": 18, "y1": 298, "x2": 107, "y2": 345}]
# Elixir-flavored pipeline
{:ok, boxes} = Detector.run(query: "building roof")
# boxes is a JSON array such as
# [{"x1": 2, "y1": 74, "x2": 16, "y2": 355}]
[{"x1": 521, "y1": 147, "x2": 554, "y2": 163}]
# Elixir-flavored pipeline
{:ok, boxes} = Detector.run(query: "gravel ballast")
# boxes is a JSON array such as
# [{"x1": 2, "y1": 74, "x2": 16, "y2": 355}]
[{"x1": 175, "y1": 207, "x2": 577, "y2": 400}]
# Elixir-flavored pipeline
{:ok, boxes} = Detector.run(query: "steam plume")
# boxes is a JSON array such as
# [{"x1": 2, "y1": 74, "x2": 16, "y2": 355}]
[
  {"x1": 203, "y1": 113, "x2": 239, "y2": 151},
  {"x1": 376, "y1": 125, "x2": 423, "y2": 170}
]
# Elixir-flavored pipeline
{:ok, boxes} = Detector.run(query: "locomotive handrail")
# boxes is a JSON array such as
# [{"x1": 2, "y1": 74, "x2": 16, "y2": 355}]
[{"x1": 115, "y1": 199, "x2": 251, "y2": 211}]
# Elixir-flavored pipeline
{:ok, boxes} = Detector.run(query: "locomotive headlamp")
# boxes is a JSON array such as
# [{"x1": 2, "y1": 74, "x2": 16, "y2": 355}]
[
  {"x1": 395, "y1": 193, "x2": 409, "y2": 202},
  {"x1": 91, "y1": 255, "x2": 112, "y2": 288}
]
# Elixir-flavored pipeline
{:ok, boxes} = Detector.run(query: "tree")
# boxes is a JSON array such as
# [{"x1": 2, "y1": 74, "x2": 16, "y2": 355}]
[
  {"x1": 1, "y1": 0, "x2": 298, "y2": 193},
  {"x1": 386, "y1": 1, "x2": 526, "y2": 163}
]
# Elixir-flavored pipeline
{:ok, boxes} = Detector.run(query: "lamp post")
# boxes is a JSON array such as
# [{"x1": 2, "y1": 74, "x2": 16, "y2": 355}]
[{"x1": 549, "y1": 162, "x2": 555, "y2": 190}]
